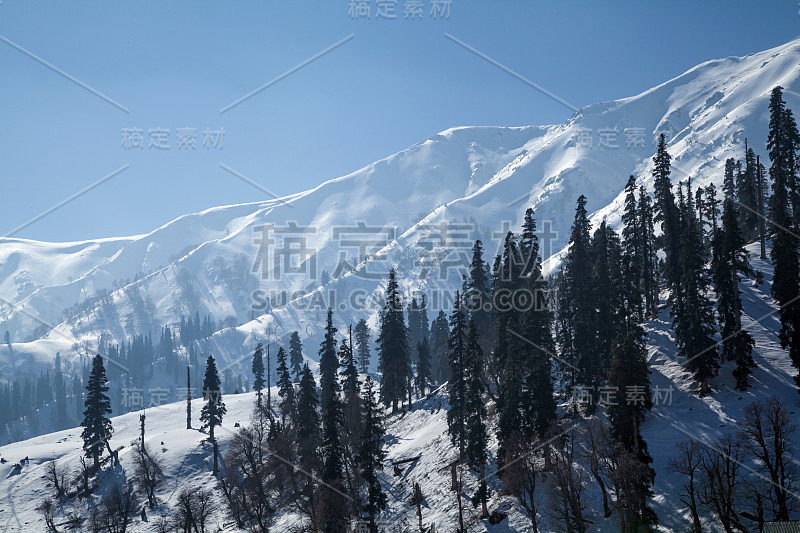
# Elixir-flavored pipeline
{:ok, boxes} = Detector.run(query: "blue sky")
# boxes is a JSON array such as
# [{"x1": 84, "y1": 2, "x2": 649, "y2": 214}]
[{"x1": 1, "y1": 0, "x2": 798, "y2": 242}]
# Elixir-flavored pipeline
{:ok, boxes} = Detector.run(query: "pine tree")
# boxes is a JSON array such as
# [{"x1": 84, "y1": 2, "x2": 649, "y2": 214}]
[
  {"x1": 407, "y1": 298, "x2": 422, "y2": 364},
  {"x1": 463, "y1": 320, "x2": 489, "y2": 517},
  {"x1": 429, "y1": 310, "x2": 450, "y2": 385},
  {"x1": 358, "y1": 376, "x2": 387, "y2": 532},
  {"x1": 296, "y1": 363, "x2": 321, "y2": 478},
  {"x1": 738, "y1": 144, "x2": 760, "y2": 242},
  {"x1": 378, "y1": 269, "x2": 410, "y2": 413},
  {"x1": 607, "y1": 334, "x2": 657, "y2": 530},
  {"x1": 276, "y1": 347, "x2": 295, "y2": 428},
  {"x1": 712, "y1": 195, "x2": 755, "y2": 390},
  {"x1": 447, "y1": 291, "x2": 468, "y2": 460},
  {"x1": 319, "y1": 308, "x2": 339, "y2": 409},
  {"x1": 638, "y1": 187, "x2": 659, "y2": 318},
  {"x1": 652, "y1": 134, "x2": 682, "y2": 298},
  {"x1": 81, "y1": 355, "x2": 113, "y2": 469},
  {"x1": 558, "y1": 195, "x2": 596, "y2": 400},
  {"x1": 354, "y1": 319, "x2": 372, "y2": 374},
  {"x1": 675, "y1": 180, "x2": 719, "y2": 395},
  {"x1": 340, "y1": 332, "x2": 362, "y2": 448},
  {"x1": 621, "y1": 177, "x2": 643, "y2": 328},
  {"x1": 200, "y1": 355, "x2": 226, "y2": 474},
  {"x1": 768, "y1": 86, "x2": 800, "y2": 389},
  {"x1": 415, "y1": 337, "x2": 432, "y2": 396},
  {"x1": 289, "y1": 331, "x2": 304, "y2": 382},
  {"x1": 252, "y1": 343, "x2": 265, "y2": 408},
  {"x1": 318, "y1": 378, "x2": 349, "y2": 533},
  {"x1": 465, "y1": 240, "x2": 493, "y2": 355}
]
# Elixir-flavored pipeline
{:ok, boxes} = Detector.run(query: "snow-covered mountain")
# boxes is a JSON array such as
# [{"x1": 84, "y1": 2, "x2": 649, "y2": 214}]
[
  {"x1": 1, "y1": 242, "x2": 797, "y2": 532},
  {"x1": 3, "y1": 38, "x2": 800, "y2": 381},
  {"x1": 2, "y1": 34, "x2": 800, "y2": 533}
]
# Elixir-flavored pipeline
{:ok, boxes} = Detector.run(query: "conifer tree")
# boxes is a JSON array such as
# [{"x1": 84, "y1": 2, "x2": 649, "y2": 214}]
[
  {"x1": 358, "y1": 376, "x2": 387, "y2": 532},
  {"x1": 81, "y1": 355, "x2": 113, "y2": 470},
  {"x1": 296, "y1": 364, "x2": 321, "y2": 480},
  {"x1": 768, "y1": 86, "x2": 800, "y2": 389},
  {"x1": 465, "y1": 240, "x2": 493, "y2": 354},
  {"x1": 447, "y1": 291, "x2": 468, "y2": 460},
  {"x1": 289, "y1": 331, "x2": 304, "y2": 382},
  {"x1": 377, "y1": 269, "x2": 410, "y2": 412},
  {"x1": 430, "y1": 310, "x2": 450, "y2": 385},
  {"x1": 739, "y1": 144, "x2": 761, "y2": 242},
  {"x1": 201, "y1": 355, "x2": 226, "y2": 473},
  {"x1": 463, "y1": 320, "x2": 489, "y2": 517},
  {"x1": 415, "y1": 337, "x2": 432, "y2": 396},
  {"x1": 622, "y1": 177, "x2": 643, "y2": 327},
  {"x1": 652, "y1": 134, "x2": 682, "y2": 298},
  {"x1": 318, "y1": 377, "x2": 349, "y2": 533},
  {"x1": 638, "y1": 186, "x2": 659, "y2": 318},
  {"x1": 558, "y1": 195, "x2": 596, "y2": 400},
  {"x1": 319, "y1": 308, "x2": 339, "y2": 409},
  {"x1": 607, "y1": 334, "x2": 658, "y2": 530},
  {"x1": 354, "y1": 319, "x2": 372, "y2": 374},
  {"x1": 276, "y1": 346, "x2": 295, "y2": 428},
  {"x1": 340, "y1": 332, "x2": 362, "y2": 449},
  {"x1": 252, "y1": 343, "x2": 265, "y2": 408},
  {"x1": 675, "y1": 180, "x2": 719, "y2": 395},
  {"x1": 712, "y1": 194, "x2": 755, "y2": 390},
  {"x1": 407, "y1": 297, "x2": 422, "y2": 364}
]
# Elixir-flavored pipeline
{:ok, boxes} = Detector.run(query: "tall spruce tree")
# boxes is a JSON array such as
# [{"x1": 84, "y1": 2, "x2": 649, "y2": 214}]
[
  {"x1": 289, "y1": 331, "x2": 304, "y2": 382},
  {"x1": 358, "y1": 376, "x2": 387, "y2": 532},
  {"x1": 447, "y1": 291, "x2": 468, "y2": 460},
  {"x1": 319, "y1": 308, "x2": 339, "y2": 409},
  {"x1": 430, "y1": 310, "x2": 450, "y2": 385},
  {"x1": 652, "y1": 134, "x2": 682, "y2": 300},
  {"x1": 318, "y1": 379, "x2": 349, "y2": 533},
  {"x1": 465, "y1": 240, "x2": 493, "y2": 355},
  {"x1": 638, "y1": 186, "x2": 659, "y2": 318},
  {"x1": 252, "y1": 343, "x2": 265, "y2": 408},
  {"x1": 377, "y1": 269, "x2": 410, "y2": 412},
  {"x1": 296, "y1": 363, "x2": 321, "y2": 478},
  {"x1": 738, "y1": 144, "x2": 761, "y2": 242},
  {"x1": 675, "y1": 180, "x2": 719, "y2": 395},
  {"x1": 768, "y1": 86, "x2": 800, "y2": 390},
  {"x1": 712, "y1": 194, "x2": 755, "y2": 390},
  {"x1": 201, "y1": 355, "x2": 226, "y2": 474},
  {"x1": 464, "y1": 320, "x2": 489, "y2": 518},
  {"x1": 558, "y1": 196, "x2": 596, "y2": 402},
  {"x1": 340, "y1": 332, "x2": 362, "y2": 449},
  {"x1": 416, "y1": 337, "x2": 432, "y2": 396},
  {"x1": 607, "y1": 334, "x2": 658, "y2": 530},
  {"x1": 354, "y1": 319, "x2": 372, "y2": 374},
  {"x1": 81, "y1": 355, "x2": 113, "y2": 469},
  {"x1": 622, "y1": 177, "x2": 644, "y2": 328},
  {"x1": 276, "y1": 346, "x2": 295, "y2": 428}
]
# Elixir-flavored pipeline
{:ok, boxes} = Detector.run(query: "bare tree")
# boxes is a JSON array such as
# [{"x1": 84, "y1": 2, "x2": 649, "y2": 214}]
[
  {"x1": 46, "y1": 460, "x2": 66, "y2": 498},
  {"x1": 668, "y1": 440, "x2": 703, "y2": 533},
  {"x1": 505, "y1": 451, "x2": 543, "y2": 533},
  {"x1": 546, "y1": 429, "x2": 587, "y2": 533},
  {"x1": 132, "y1": 441, "x2": 164, "y2": 509},
  {"x1": 737, "y1": 396, "x2": 798, "y2": 520},
  {"x1": 698, "y1": 434, "x2": 747, "y2": 533},
  {"x1": 579, "y1": 417, "x2": 612, "y2": 518},
  {"x1": 36, "y1": 497, "x2": 58, "y2": 532},
  {"x1": 175, "y1": 487, "x2": 216, "y2": 533},
  {"x1": 100, "y1": 481, "x2": 136, "y2": 533}
]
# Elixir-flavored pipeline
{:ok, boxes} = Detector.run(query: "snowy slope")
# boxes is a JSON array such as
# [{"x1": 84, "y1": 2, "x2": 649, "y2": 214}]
[
  {"x1": 1, "y1": 241, "x2": 798, "y2": 532},
  {"x1": 3, "y1": 38, "x2": 800, "y2": 383}
]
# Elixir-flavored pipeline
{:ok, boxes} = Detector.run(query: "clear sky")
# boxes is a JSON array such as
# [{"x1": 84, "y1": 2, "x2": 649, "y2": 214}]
[{"x1": 1, "y1": 0, "x2": 799, "y2": 242}]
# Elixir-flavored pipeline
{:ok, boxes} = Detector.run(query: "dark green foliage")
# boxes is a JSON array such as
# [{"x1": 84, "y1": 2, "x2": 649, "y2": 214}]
[
  {"x1": 276, "y1": 346, "x2": 296, "y2": 427},
  {"x1": 289, "y1": 331, "x2": 304, "y2": 382},
  {"x1": 415, "y1": 337, "x2": 432, "y2": 396},
  {"x1": 358, "y1": 377, "x2": 387, "y2": 532},
  {"x1": 354, "y1": 319, "x2": 372, "y2": 374},
  {"x1": 252, "y1": 343, "x2": 265, "y2": 407},
  {"x1": 319, "y1": 308, "x2": 339, "y2": 409},
  {"x1": 81, "y1": 355, "x2": 113, "y2": 469},
  {"x1": 377, "y1": 269, "x2": 410, "y2": 412}
]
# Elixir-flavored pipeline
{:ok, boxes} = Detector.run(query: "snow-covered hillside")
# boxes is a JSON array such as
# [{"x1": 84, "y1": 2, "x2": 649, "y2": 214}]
[
  {"x1": 1, "y1": 243, "x2": 797, "y2": 532},
  {"x1": 2, "y1": 38, "x2": 800, "y2": 383}
]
